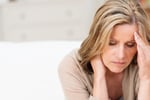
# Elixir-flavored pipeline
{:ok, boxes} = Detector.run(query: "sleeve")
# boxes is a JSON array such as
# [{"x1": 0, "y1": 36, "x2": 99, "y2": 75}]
[{"x1": 58, "y1": 55, "x2": 98, "y2": 100}]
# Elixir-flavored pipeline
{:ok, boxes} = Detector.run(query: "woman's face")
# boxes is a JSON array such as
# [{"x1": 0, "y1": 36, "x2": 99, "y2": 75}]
[{"x1": 101, "y1": 24, "x2": 137, "y2": 73}]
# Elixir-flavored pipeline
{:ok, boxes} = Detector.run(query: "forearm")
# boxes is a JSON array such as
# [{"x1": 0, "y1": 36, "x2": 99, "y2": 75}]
[
  {"x1": 93, "y1": 76, "x2": 109, "y2": 100},
  {"x1": 138, "y1": 80, "x2": 150, "y2": 100}
]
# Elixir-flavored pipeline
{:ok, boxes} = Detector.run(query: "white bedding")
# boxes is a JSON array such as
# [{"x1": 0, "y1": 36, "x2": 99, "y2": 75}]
[{"x1": 0, "y1": 40, "x2": 81, "y2": 100}]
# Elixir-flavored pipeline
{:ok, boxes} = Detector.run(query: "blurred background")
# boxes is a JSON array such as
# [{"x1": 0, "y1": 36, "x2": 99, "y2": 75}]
[
  {"x1": 0, "y1": 1, "x2": 150, "y2": 100},
  {"x1": 0, "y1": 0, "x2": 149, "y2": 42},
  {"x1": 0, "y1": 0, "x2": 105, "y2": 42}
]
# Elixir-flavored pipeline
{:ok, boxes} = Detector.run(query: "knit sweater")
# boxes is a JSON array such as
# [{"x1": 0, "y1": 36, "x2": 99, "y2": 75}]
[{"x1": 58, "y1": 49, "x2": 139, "y2": 100}]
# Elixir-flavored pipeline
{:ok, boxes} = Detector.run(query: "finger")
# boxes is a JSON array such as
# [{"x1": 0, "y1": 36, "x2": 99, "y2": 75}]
[
  {"x1": 91, "y1": 55, "x2": 103, "y2": 67},
  {"x1": 134, "y1": 32, "x2": 146, "y2": 58},
  {"x1": 134, "y1": 32, "x2": 146, "y2": 48},
  {"x1": 137, "y1": 45, "x2": 145, "y2": 59},
  {"x1": 135, "y1": 41, "x2": 146, "y2": 63}
]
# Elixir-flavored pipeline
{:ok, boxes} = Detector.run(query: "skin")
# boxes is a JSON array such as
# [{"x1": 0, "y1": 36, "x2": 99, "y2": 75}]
[
  {"x1": 91, "y1": 23, "x2": 138, "y2": 100},
  {"x1": 102, "y1": 24, "x2": 137, "y2": 74},
  {"x1": 134, "y1": 32, "x2": 150, "y2": 100},
  {"x1": 91, "y1": 23, "x2": 150, "y2": 100}
]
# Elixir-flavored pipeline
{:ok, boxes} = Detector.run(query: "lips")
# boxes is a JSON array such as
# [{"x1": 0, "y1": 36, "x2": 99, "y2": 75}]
[{"x1": 112, "y1": 61, "x2": 126, "y2": 65}]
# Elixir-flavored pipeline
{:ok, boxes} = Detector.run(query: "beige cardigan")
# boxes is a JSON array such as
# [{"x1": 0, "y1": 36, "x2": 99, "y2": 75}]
[{"x1": 58, "y1": 49, "x2": 139, "y2": 100}]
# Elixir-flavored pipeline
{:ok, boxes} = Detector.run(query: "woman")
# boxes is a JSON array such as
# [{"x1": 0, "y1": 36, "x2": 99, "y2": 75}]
[{"x1": 58, "y1": 0, "x2": 150, "y2": 100}]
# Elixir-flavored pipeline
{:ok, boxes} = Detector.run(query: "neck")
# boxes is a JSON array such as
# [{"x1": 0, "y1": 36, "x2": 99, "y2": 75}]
[
  {"x1": 106, "y1": 69, "x2": 124, "y2": 79},
  {"x1": 106, "y1": 70, "x2": 124, "y2": 100}
]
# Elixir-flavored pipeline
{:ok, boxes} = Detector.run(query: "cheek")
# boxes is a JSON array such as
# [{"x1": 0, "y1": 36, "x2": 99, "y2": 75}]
[
  {"x1": 101, "y1": 51, "x2": 112, "y2": 65},
  {"x1": 126, "y1": 48, "x2": 137, "y2": 60},
  {"x1": 101, "y1": 46, "x2": 116, "y2": 61},
  {"x1": 101, "y1": 54, "x2": 107, "y2": 67}
]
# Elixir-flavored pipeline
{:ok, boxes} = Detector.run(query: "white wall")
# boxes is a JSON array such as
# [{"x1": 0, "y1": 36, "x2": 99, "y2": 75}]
[
  {"x1": 0, "y1": 0, "x2": 8, "y2": 4},
  {"x1": 0, "y1": 0, "x2": 105, "y2": 41},
  {"x1": 86, "y1": 0, "x2": 105, "y2": 33}
]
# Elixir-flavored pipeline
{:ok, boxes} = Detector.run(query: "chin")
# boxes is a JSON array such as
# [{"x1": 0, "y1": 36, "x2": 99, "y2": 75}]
[
  {"x1": 108, "y1": 67, "x2": 125, "y2": 73},
  {"x1": 111, "y1": 70, "x2": 124, "y2": 73},
  {"x1": 106, "y1": 63, "x2": 129, "y2": 73}
]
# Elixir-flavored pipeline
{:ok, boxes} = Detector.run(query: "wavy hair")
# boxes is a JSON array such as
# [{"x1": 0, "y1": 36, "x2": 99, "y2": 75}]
[{"x1": 79, "y1": 0, "x2": 150, "y2": 74}]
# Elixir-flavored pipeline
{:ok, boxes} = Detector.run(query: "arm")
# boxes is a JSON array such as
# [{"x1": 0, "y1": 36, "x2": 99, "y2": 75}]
[
  {"x1": 134, "y1": 32, "x2": 150, "y2": 100},
  {"x1": 93, "y1": 75, "x2": 109, "y2": 100},
  {"x1": 91, "y1": 55, "x2": 109, "y2": 100},
  {"x1": 138, "y1": 80, "x2": 150, "y2": 100},
  {"x1": 58, "y1": 55, "x2": 97, "y2": 100}
]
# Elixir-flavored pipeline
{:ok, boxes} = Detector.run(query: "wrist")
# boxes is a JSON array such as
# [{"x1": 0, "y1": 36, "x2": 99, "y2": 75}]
[
  {"x1": 94, "y1": 73, "x2": 106, "y2": 81},
  {"x1": 139, "y1": 75, "x2": 150, "y2": 81},
  {"x1": 138, "y1": 79, "x2": 150, "y2": 100},
  {"x1": 93, "y1": 75, "x2": 108, "y2": 100},
  {"x1": 140, "y1": 79, "x2": 150, "y2": 84}
]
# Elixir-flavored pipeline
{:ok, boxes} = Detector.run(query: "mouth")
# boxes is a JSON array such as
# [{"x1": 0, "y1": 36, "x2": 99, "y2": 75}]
[{"x1": 112, "y1": 61, "x2": 126, "y2": 65}]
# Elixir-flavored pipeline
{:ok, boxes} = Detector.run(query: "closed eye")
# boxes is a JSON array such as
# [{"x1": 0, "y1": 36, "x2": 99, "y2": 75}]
[
  {"x1": 109, "y1": 40, "x2": 117, "y2": 45},
  {"x1": 126, "y1": 42, "x2": 136, "y2": 48}
]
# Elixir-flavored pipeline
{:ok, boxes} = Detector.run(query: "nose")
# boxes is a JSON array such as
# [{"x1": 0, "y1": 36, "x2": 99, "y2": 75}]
[{"x1": 117, "y1": 45, "x2": 125, "y2": 59}]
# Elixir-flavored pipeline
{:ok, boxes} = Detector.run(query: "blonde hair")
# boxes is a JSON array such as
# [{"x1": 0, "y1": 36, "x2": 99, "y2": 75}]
[{"x1": 79, "y1": 0, "x2": 150, "y2": 74}]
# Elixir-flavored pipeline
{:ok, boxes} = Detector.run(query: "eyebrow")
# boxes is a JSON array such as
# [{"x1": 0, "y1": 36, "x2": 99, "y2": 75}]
[
  {"x1": 110, "y1": 38, "x2": 136, "y2": 42},
  {"x1": 127, "y1": 40, "x2": 136, "y2": 42}
]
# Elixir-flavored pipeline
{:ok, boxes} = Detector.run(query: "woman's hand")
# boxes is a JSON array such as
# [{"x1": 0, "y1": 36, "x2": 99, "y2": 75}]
[
  {"x1": 134, "y1": 32, "x2": 150, "y2": 80},
  {"x1": 90, "y1": 55, "x2": 106, "y2": 78},
  {"x1": 91, "y1": 55, "x2": 109, "y2": 100}
]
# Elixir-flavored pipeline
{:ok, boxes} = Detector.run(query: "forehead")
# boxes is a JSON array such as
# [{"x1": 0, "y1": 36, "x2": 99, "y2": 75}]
[{"x1": 110, "y1": 24, "x2": 138, "y2": 41}]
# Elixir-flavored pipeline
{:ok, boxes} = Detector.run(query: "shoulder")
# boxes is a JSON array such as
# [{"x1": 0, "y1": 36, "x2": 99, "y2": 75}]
[
  {"x1": 58, "y1": 49, "x2": 94, "y2": 100},
  {"x1": 58, "y1": 49, "x2": 89, "y2": 88},
  {"x1": 58, "y1": 49, "x2": 83, "y2": 76}
]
